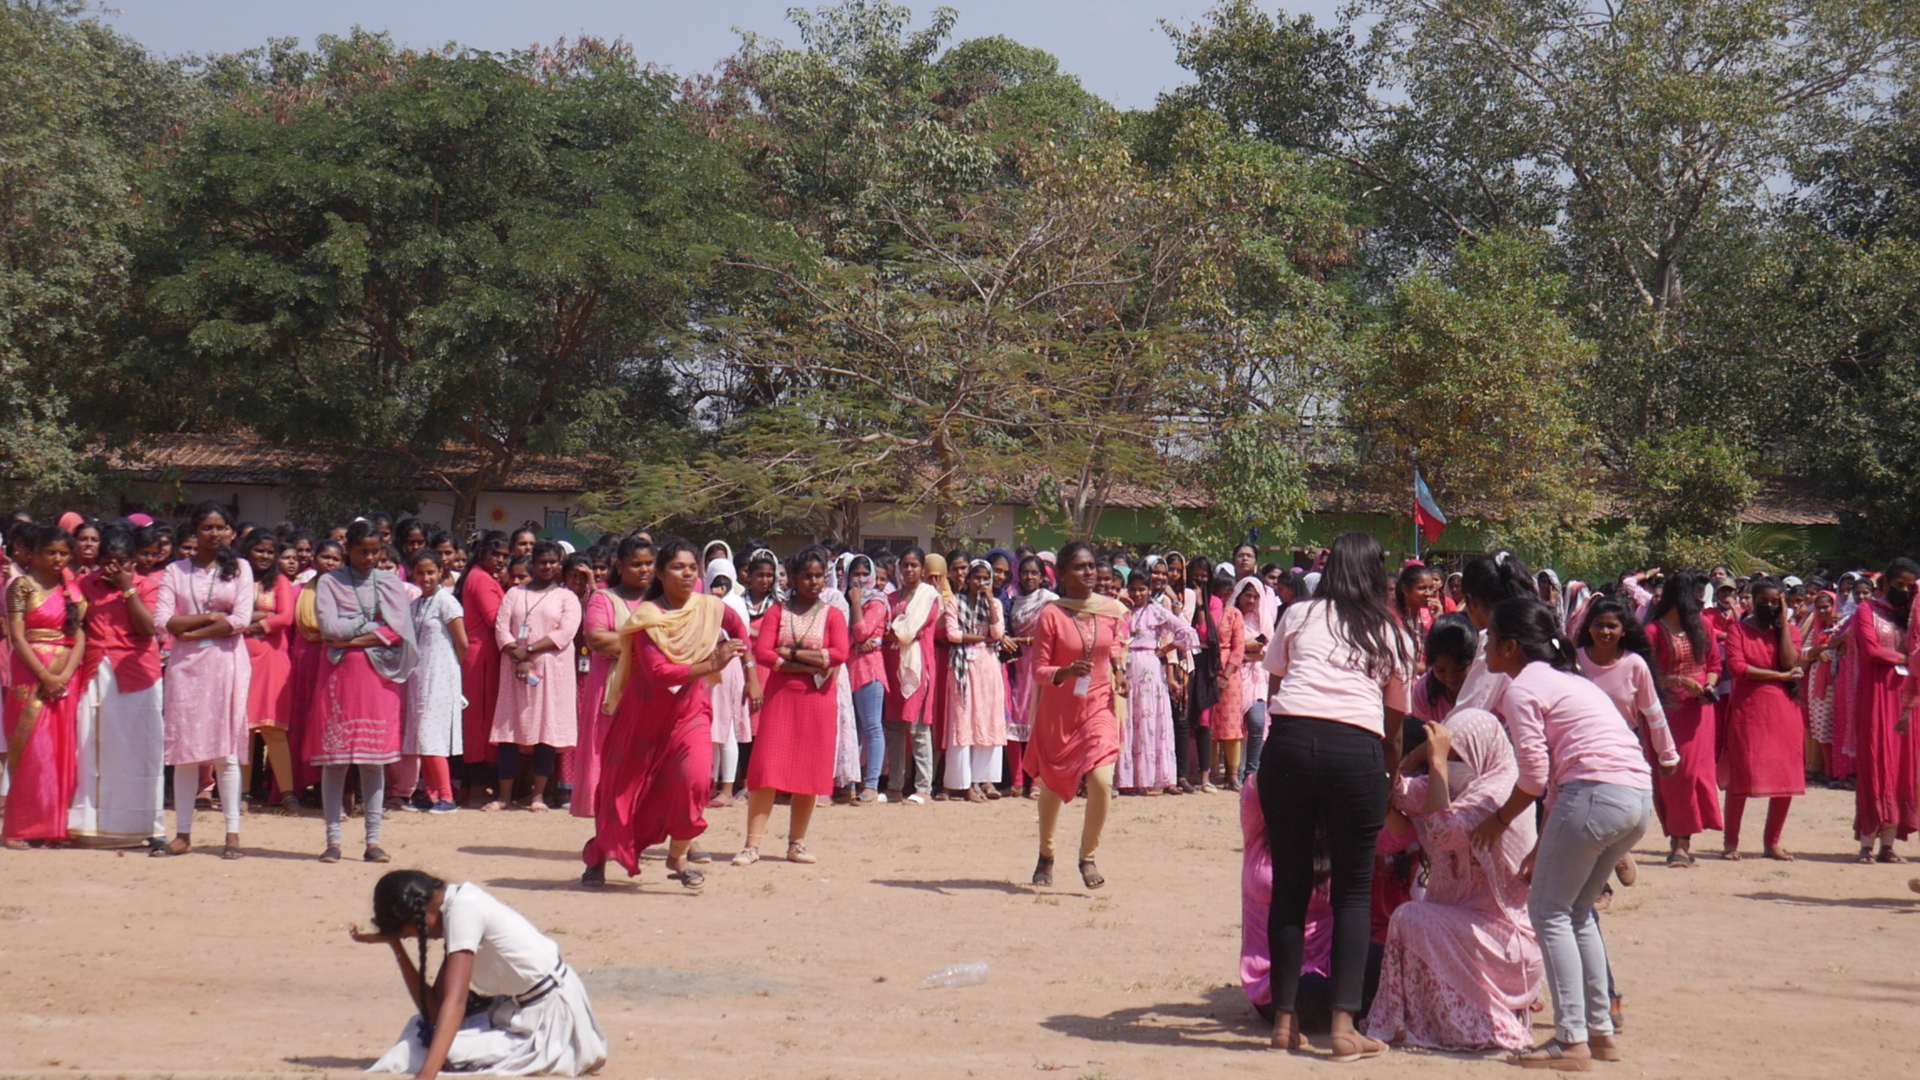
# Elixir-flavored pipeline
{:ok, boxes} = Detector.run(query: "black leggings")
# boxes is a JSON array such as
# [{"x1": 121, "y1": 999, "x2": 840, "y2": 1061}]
[
  {"x1": 1259, "y1": 715, "x2": 1388, "y2": 1016},
  {"x1": 495, "y1": 743, "x2": 558, "y2": 782}
]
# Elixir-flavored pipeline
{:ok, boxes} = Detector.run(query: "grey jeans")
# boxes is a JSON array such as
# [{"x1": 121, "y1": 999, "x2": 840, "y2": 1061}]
[
  {"x1": 883, "y1": 721, "x2": 933, "y2": 797},
  {"x1": 1529, "y1": 781, "x2": 1652, "y2": 1044}
]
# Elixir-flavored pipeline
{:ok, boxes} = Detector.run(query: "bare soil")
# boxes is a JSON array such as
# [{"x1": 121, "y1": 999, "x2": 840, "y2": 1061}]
[{"x1": 0, "y1": 785, "x2": 1915, "y2": 1079}]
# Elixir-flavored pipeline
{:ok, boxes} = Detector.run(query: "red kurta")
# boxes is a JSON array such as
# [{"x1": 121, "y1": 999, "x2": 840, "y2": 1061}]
[
  {"x1": 583, "y1": 605, "x2": 750, "y2": 877},
  {"x1": 746, "y1": 602, "x2": 850, "y2": 796},
  {"x1": 1720, "y1": 618, "x2": 1806, "y2": 798},
  {"x1": 1022, "y1": 603, "x2": 1125, "y2": 803},
  {"x1": 247, "y1": 576, "x2": 297, "y2": 729},
  {"x1": 1846, "y1": 599, "x2": 1917, "y2": 841},
  {"x1": 1646, "y1": 621, "x2": 1723, "y2": 837},
  {"x1": 459, "y1": 572, "x2": 505, "y2": 765}
]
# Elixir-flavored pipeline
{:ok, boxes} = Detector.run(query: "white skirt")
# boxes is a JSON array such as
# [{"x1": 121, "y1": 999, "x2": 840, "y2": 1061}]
[
  {"x1": 68, "y1": 664, "x2": 166, "y2": 847},
  {"x1": 368, "y1": 964, "x2": 607, "y2": 1077}
]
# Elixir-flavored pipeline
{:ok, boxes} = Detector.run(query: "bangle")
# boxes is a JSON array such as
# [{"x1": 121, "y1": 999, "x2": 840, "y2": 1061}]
[{"x1": 122, "y1": 588, "x2": 138, "y2": 600}]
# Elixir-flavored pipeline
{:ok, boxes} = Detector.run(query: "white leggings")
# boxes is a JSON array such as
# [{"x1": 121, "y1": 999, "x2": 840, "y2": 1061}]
[
  {"x1": 943, "y1": 745, "x2": 1003, "y2": 790},
  {"x1": 174, "y1": 757, "x2": 242, "y2": 835},
  {"x1": 712, "y1": 741, "x2": 740, "y2": 784}
]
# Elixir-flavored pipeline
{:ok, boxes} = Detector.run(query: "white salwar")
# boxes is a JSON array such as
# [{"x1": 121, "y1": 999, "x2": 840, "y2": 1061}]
[{"x1": 67, "y1": 666, "x2": 166, "y2": 847}]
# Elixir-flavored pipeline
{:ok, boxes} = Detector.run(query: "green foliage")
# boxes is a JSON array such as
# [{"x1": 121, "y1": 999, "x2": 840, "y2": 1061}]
[
  {"x1": 1627, "y1": 427, "x2": 1759, "y2": 562},
  {"x1": 137, "y1": 33, "x2": 774, "y2": 526},
  {"x1": 1157, "y1": 413, "x2": 1311, "y2": 556}
]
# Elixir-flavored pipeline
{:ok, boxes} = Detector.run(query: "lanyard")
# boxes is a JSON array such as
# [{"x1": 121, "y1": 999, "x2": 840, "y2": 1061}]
[{"x1": 519, "y1": 585, "x2": 558, "y2": 639}]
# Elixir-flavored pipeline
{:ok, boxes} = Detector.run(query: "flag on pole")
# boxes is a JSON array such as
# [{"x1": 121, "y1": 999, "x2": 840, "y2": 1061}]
[{"x1": 1414, "y1": 469, "x2": 1448, "y2": 544}]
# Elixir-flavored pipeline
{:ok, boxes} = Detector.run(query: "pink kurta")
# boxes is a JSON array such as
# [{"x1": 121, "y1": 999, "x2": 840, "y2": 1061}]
[
  {"x1": 884, "y1": 588, "x2": 939, "y2": 725},
  {"x1": 3, "y1": 582, "x2": 82, "y2": 842},
  {"x1": 155, "y1": 559, "x2": 254, "y2": 765},
  {"x1": 1212, "y1": 606, "x2": 1249, "y2": 740},
  {"x1": 1843, "y1": 600, "x2": 1916, "y2": 840},
  {"x1": 941, "y1": 596, "x2": 1006, "y2": 749},
  {"x1": 1125, "y1": 603, "x2": 1197, "y2": 791},
  {"x1": 747, "y1": 601, "x2": 850, "y2": 796},
  {"x1": 583, "y1": 603, "x2": 750, "y2": 877},
  {"x1": 491, "y1": 584, "x2": 583, "y2": 748},
  {"x1": 1005, "y1": 590, "x2": 1056, "y2": 742},
  {"x1": 1022, "y1": 603, "x2": 1124, "y2": 803},
  {"x1": 1240, "y1": 780, "x2": 1334, "y2": 1010},
  {"x1": 1645, "y1": 621, "x2": 1722, "y2": 836},
  {"x1": 459, "y1": 572, "x2": 504, "y2": 765},
  {"x1": 308, "y1": 570, "x2": 414, "y2": 767},
  {"x1": 246, "y1": 576, "x2": 296, "y2": 729},
  {"x1": 570, "y1": 589, "x2": 642, "y2": 819},
  {"x1": 1720, "y1": 619, "x2": 1807, "y2": 798}
]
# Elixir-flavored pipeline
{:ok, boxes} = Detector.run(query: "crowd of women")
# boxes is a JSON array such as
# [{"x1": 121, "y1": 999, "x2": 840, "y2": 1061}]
[{"x1": 4, "y1": 501, "x2": 1918, "y2": 1070}]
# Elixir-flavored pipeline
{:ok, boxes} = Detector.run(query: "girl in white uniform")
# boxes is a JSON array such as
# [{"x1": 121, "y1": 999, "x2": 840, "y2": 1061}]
[{"x1": 354, "y1": 870, "x2": 607, "y2": 1077}]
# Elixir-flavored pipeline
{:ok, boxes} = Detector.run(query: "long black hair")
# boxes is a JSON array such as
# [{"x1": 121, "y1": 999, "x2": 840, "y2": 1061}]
[
  {"x1": 642, "y1": 536, "x2": 698, "y2": 603},
  {"x1": 1576, "y1": 596, "x2": 1655, "y2": 670},
  {"x1": 1490, "y1": 596, "x2": 1578, "y2": 673},
  {"x1": 1883, "y1": 557, "x2": 1920, "y2": 631},
  {"x1": 1651, "y1": 571, "x2": 1710, "y2": 656},
  {"x1": 1460, "y1": 549, "x2": 1534, "y2": 610},
  {"x1": 456, "y1": 530, "x2": 508, "y2": 602},
  {"x1": 188, "y1": 500, "x2": 241, "y2": 581},
  {"x1": 1423, "y1": 611, "x2": 1477, "y2": 670},
  {"x1": 1316, "y1": 531, "x2": 1413, "y2": 680},
  {"x1": 239, "y1": 527, "x2": 281, "y2": 587},
  {"x1": 371, "y1": 870, "x2": 446, "y2": 1035}
]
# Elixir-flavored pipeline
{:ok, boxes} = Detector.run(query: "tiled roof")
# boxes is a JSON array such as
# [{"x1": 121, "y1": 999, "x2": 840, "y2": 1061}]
[{"x1": 98, "y1": 433, "x2": 615, "y2": 494}]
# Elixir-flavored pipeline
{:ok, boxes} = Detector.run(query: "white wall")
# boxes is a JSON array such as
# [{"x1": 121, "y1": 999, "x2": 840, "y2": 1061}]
[{"x1": 120, "y1": 482, "x2": 590, "y2": 534}]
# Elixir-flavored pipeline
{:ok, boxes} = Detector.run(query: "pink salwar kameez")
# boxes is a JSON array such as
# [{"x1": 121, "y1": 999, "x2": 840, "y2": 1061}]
[
  {"x1": 1645, "y1": 622, "x2": 1722, "y2": 837},
  {"x1": 155, "y1": 559, "x2": 253, "y2": 767},
  {"x1": 491, "y1": 584, "x2": 583, "y2": 751},
  {"x1": 570, "y1": 589, "x2": 642, "y2": 819},
  {"x1": 1365, "y1": 708, "x2": 1541, "y2": 1052},
  {"x1": 1123, "y1": 602, "x2": 1197, "y2": 791}
]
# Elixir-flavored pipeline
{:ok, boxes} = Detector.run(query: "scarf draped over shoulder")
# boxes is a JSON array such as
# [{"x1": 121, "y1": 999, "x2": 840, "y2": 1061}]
[{"x1": 602, "y1": 593, "x2": 727, "y2": 714}]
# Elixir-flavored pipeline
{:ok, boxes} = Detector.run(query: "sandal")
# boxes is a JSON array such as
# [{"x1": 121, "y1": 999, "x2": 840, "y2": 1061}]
[
  {"x1": 984, "y1": 785, "x2": 1002, "y2": 800},
  {"x1": 581, "y1": 863, "x2": 607, "y2": 888},
  {"x1": 1765, "y1": 846, "x2": 1794, "y2": 862},
  {"x1": 1589, "y1": 1035, "x2": 1623, "y2": 1063},
  {"x1": 687, "y1": 846, "x2": 713, "y2": 865},
  {"x1": 364, "y1": 846, "x2": 391, "y2": 863},
  {"x1": 1666, "y1": 850, "x2": 1694, "y2": 869},
  {"x1": 1269, "y1": 1016, "x2": 1309, "y2": 1053},
  {"x1": 787, "y1": 841, "x2": 817, "y2": 865},
  {"x1": 221, "y1": 843, "x2": 245, "y2": 861},
  {"x1": 1856, "y1": 847, "x2": 1877, "y2": 865},
  {"x1": 965, "y1": 787, "x2": 987, "y2": 804},
  {"x1": 280, "y1": 794, "x2": 303, "y2": 817},
  {"x1": 674, "y1": 866, "x2": 705, "y2": 891},
  {"x1": 1509, "y1": 1039, "x2": 1594, "y2": 1071},
  {"x1": 1878, "y1": 848, "x2": 1906, "y2": 864},
  {"x1": 526, "y1": 800, "x2": 551, "y2": 813},
  {"x1": 1032, "y1": 855, "x2": 1055, "y2": 887},
  {"x1": 1328, "y1": 1031, "x2": 1387, "y2": 1063},
  {"x1": 318, "y1": 845, "x2": 342, "y2": 863},
  {"x1": 730, "y1": 846, "x2": 760, "y2": 867},
  {"x1": 1078, "y1": 858, "x2": 1105, "y2": 890},
  {"x1": 1721, "y1": 848, "x2": 1742, "y2": 861},
  {"x1": 149, "y1": 836, "x2": 190, "y2": 858}
]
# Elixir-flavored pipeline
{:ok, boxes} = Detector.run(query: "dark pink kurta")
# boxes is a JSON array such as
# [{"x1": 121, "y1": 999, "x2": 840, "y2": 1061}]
[
  {"x1": 1720, "y1": 619, "x2": 1806, "y2": 798},
  {"x1": 747, "y1": 602, "x2": 850, "y2": 797}
]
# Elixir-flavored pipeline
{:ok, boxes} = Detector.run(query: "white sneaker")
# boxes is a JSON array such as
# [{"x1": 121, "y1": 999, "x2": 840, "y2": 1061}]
[
  {"x1": 905, "y1": 793, "x2": 927, "y2": 805},
  {"x1": 876, "y1": 793, "x2": 888, "y2": 804}
]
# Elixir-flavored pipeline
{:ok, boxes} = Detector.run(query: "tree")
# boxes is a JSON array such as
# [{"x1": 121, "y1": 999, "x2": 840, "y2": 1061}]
[
  {"x1": 136, "y1": 33, "x2": 771, "y2": 527},
  {"x1": 1627, "y1": 426, "x2": 1759, "y2": 563},
  {"x1": 0, "y1": 1, "x2": 203, "y2": 508}
]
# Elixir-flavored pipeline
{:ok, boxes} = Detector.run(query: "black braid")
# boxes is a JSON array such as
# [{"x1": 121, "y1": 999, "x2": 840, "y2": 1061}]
[
  {"x1": 372, "y1": 870, "x2": 445, "y2": 1036},
  {"x1": 413, "y1": 892, "x2": 436, "y2": 1038}
]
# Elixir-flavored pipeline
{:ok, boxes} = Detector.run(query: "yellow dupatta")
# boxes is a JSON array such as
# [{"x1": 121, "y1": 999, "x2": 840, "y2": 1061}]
[
  {"x1": 1053, "y1": 594, "x2": 1130, "y2": 620},
  {"x1": 601, "y1": 593, "x2": 726, "y2": 715}
]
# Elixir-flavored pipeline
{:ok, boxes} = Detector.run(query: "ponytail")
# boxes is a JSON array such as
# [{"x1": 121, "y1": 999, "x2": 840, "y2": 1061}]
[{"x1": 1489, "y1": 596, "x2": 1577, "y2": 673}]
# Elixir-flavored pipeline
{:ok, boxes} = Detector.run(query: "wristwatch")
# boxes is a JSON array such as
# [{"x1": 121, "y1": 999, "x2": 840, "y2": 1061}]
[{"x1": 122, "y1": 587, "x2": 139, "y2": 601}]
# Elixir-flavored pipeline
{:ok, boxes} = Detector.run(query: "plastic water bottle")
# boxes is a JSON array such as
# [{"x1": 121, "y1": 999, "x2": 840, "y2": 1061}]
[{"x1": 922, "y1": 961, "x2": 989, "y2": 989}]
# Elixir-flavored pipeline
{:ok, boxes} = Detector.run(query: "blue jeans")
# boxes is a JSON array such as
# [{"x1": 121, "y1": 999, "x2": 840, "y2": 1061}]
[
  {"x1": 853, "y1": 679, "x2": 886, "y2": 790},
  {"x1": 1529, "y1": 781, "x2": 1652, "y2": 1043}
]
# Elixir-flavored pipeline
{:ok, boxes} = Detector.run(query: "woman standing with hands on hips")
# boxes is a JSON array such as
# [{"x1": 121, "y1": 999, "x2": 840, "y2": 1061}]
[
  {"x1": 1023, "y1": 541, "x2": 1129, "y2": 890},
  {"x1": 1258, "y1": 532, "x2": 1412, "y2": 1062},
  {"x1": 1471, "y1": 597, "x2": 1652, "y2": 1070},
  {"x1": 581, "y1": 538, "x2": 758, "y2": 891}
]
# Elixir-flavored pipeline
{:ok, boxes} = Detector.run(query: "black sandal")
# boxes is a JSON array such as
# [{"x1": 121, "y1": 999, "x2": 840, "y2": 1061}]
[
  {"x1": 677, "y1": 867, "x2": 705, "y2": 891},
  {"x1": 1078, "y1": 858, "x2": 1105, "y2": 890},
  {"x1": 580, "y1": 863, "x2": 607, "y2": 888},
  {"x1": 221, "y1": 844, "x2": 245, "y2": 861},
  {"x1": 1032, "y1": 855, "x2": 1055, "y2": 887}
]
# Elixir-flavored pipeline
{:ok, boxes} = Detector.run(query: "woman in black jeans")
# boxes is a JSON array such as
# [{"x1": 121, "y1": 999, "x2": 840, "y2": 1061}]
[{"x1": 1258, "y1": 532, "x2": 1413, "y2": 1060}]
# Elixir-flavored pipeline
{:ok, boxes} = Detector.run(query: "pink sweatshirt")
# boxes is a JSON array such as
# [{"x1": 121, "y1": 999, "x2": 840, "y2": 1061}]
[
  {"x1": 1575, "y1": 648, "x2": 1679, "y2": 767},
  {"x1": 1502, "y1": 661, "x2": 1653, "y2": 798}
]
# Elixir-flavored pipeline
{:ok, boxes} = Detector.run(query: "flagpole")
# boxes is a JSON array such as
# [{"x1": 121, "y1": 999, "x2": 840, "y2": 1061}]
[{"x1": 1412, "y1": 464, "x2": 1421, "y2": 563}]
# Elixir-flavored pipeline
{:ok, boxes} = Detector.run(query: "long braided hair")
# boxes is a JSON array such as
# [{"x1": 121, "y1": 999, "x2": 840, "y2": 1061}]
[{"x1": 372, "y1": 870, "x2": 446, "y2": 1035}]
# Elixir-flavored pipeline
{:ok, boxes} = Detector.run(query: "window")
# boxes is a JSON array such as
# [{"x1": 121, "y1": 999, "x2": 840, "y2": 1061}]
[
  {"x1": 860, "y1": 535, "x2": 919, "y2": 555},
  {"x1": 544, "y1": 509, "x2": 569, "y2": 532}
]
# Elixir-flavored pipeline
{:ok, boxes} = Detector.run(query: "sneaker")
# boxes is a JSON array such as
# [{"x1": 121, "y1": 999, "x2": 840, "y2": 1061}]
[
  {"x1": 428, "y1": 801, "x2": 459, "y2": 815},
  {"x1": 875, "y1": 792, "x2": 889, "y2": 804},
  {"x1": 905, "y1": 793, "x2": 927, "y2": 805}
]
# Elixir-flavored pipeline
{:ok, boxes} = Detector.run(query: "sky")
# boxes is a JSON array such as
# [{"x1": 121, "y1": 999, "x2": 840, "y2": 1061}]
[{"x1": 100, "y1": 0, "x2": 1348, "y2": 111}]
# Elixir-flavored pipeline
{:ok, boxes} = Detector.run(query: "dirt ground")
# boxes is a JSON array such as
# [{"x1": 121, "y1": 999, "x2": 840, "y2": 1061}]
[{"x1": 1, "y1": 783, "x2": 1916, "y2": 1079}]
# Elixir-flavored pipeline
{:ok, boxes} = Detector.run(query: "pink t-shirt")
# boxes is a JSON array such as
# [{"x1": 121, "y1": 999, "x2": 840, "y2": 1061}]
[
  {"x1": 1263, "y1": 600, "x2": 1412, "y2": 736},
  {"x1": 1503, "y1": 661, "x2": 1653, "y2": 798},
  {"x1": 1575, "y1": 648, "x2": 1678, "y2": 766}
]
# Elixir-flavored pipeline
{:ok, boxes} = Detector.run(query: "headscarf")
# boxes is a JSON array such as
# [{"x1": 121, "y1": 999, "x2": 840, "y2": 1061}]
[
  {"x1": 1438, "y1": 707, "x2": 1534, "y2": 879},
  {"x1": 952, "y1": 559, "x2": 996, "y2": 692},
  {"x1": 58, "y1": 511, "x2": 84, "y2": 534},
  {"x1": 705, "y1": 557, "x2": 752, "y2": 626},
  {"x1": 1008, "y1": 574, "x2": 1058, "y2": 636},
  {"x1": 603, "y1": 591, "x2": 727, "y2": 712},
  {"x1": 985, "y1": 547, "x2": 1016, "y2": 607},
  {"x1": 925, "y1": 553, "x2": 952, "y2": 602},
  {"x1": 1226, "y1": 575, "x2": 1262, "y2": 629},
  {"x1": 1301, "y1": 571, "x2": 1321, "y2": 598}
]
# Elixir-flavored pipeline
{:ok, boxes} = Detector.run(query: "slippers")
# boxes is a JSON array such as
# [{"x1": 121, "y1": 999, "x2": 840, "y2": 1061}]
[
  {"x1": 1032, "y1": 855, "x2": 1055, "y2": 887},
  {"x1": 221, "y1": 844, "x2": 245, "y2": 861},
  {"x1": 1328, "y1": 1032, "x2": 1387, "y2": 1063},
  {"x1": 1509, "y1": 1039, "x2": 1594, "y2": 1071},
  {"x1": 1078, "y1": 858, "x2": 1105, "y2": 890}
]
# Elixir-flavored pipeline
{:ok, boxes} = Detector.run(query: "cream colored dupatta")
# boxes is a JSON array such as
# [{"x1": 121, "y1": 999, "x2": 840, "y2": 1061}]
[{"x1": 601, "y1": 593, "x2": 727, "y2": 715}]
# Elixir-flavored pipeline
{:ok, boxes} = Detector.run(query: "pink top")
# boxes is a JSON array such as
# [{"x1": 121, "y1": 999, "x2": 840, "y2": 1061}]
[
  {"x1": 1262, "y1": 599, "x2": 1412, "y2": 735},
  {"x1": 1502, "y1": 661, "x2": 1653, "y2": 798},
  {"x1": 1575, "y1": 648, "x2": 1678, "y2": 766},
  {"x1": 846, "y1": 592, "x2": 890, "y2": 690}
]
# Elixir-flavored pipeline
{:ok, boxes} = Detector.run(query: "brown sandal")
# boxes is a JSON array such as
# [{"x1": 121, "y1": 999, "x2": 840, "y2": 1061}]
[
  {"x1": 1328, "y1": 1031, "x2": 1387, "y2": 1063},
  {"x1": 1032, "y1": 855, "x2": 1054, "y2": 887},
  {"x1": 1509, "y1": 1040, "x2": 1593, "y2": 1071}
]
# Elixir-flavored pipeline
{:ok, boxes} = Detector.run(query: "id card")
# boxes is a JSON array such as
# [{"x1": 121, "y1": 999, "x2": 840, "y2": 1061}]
[
  {"x1": 1900, "y1": 664, "x2": 1911, "y2": 679},
  {"x1": 1073, "y1": 675, "x2": 1091, "y2": 698}
]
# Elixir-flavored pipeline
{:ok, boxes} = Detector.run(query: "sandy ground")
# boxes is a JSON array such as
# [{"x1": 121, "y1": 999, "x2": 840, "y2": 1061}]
[{"x1": 1, "y1": 783, "x2": 1916, "y2": 1079}]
